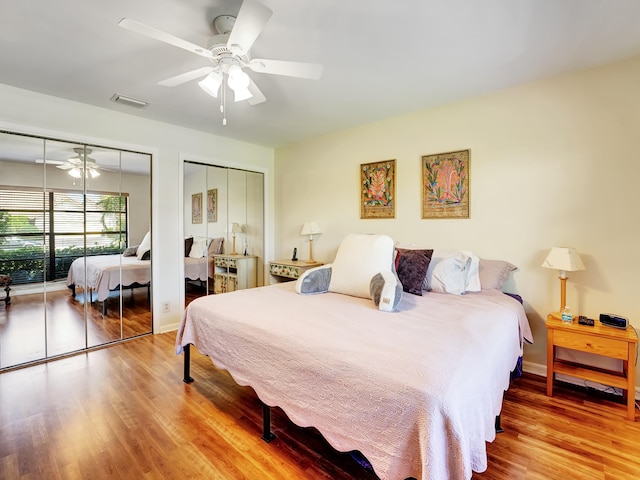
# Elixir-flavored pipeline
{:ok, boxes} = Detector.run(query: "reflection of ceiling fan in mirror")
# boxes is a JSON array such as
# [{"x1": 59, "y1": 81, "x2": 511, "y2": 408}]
[
  {"x1": 118, "y1": 0, "x2": 323, "y2": 124},
  {"x1": 37, "y1": 148, "x2": 116, "y2": 178}
]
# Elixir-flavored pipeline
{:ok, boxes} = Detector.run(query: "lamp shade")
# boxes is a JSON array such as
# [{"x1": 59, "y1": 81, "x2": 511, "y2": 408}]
[
  {"x1": 230, "y1": 223, "x2": 243, "y2": 234},
  {"x1": 198, "y1": 71, "x2": 222, "y2": 98},
  {"x1": 541, "y1": 247, "x2": 585, "y2": 274},
  {"x1": 300, "y1": 222, "x2": 321, "y2": 236}
]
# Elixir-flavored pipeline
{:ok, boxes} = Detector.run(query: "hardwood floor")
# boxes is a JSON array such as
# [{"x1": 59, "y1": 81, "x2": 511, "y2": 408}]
[
  {"x1": 1, "y1": 332, "x2": 639, "y2": 479},
  {"x1": 0, "y1": 286, "x2": 151, "y2": 369}
]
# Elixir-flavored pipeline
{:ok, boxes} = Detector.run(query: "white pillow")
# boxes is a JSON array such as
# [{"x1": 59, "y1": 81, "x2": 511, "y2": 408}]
[
  {"x1": 189, "y1": 236, "x2": 209, "y2": 259},
  {"x1": 429, "y1": 251, "x2": 471, "y2": 295},
  {"x1": 420, "y1": 248, "x2": 481, "y2": 294},
  {"x1": 136, "y1": 231, "x2": 151, "y2": 260},
  {"x1": 460, "y1": 250, "x2": 481, "y2": 292},
  {"x1": 329, "y1": 234, "x2": 395, "y2": 299}
]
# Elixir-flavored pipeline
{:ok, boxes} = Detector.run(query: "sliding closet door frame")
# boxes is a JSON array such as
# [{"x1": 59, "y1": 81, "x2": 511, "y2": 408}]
[
  {"x1": 0, "y1": 129, "x2": 153, "y2": 372},
  {"x1": 180, "y1": 156, "x2": 268, "y2": 312}
]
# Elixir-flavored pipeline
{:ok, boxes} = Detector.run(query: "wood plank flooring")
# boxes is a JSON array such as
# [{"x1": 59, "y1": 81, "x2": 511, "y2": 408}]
[
  {"x1": 0, "y1": 287, "x2": 151, "y2": 369},
  {"x1": 1, "y1": 332, "x2": 639, "y2": 479}
]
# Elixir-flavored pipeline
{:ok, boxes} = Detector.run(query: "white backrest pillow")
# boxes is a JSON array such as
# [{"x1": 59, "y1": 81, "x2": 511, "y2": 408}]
[{"x1": 329, "y1": 233, "x2": 395, "y2": 299}]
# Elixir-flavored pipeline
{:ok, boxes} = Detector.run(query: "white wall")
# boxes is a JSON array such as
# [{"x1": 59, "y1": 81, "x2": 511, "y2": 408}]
[
  {"x1": 0, "y1": 83, "x2": 274, "y2": 333},
  {"x1": 274, "y1": 54, "x2": 640, "y2": 389}
]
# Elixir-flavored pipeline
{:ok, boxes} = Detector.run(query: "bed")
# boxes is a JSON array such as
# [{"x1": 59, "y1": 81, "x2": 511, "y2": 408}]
[
  {"x1": 175, "y1": 239, "x2": 533, "y2": 480},
  {"x1": 66, "y1": 254, "x2": 151, "y2": 314},
  {"x1": 184, "y1": 236, "x2": 223, "y2": 285},
  {"x1": 184, "y1": 256, "x2": 213, "y2": 283}
]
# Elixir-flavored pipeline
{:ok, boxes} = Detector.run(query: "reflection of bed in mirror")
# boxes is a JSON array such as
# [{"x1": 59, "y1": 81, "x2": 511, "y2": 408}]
[
  {"x1": 66, "y1": 255, "x2": 151, "y2": 315},
  {"x1": 184, "y1": 236, "x2": 224, "y2": 290},
  {"x1": 184, "y1": 256, "x2": 213, "y2": 283}
]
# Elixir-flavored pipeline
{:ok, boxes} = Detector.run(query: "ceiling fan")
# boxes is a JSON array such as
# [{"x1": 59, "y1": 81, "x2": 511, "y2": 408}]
[
  {"x1": 37, "y1": 148, "x2": 113, "y2": 178},
  {"x1": 118, "y1": 0, "x2": 323, "y2": 123}
]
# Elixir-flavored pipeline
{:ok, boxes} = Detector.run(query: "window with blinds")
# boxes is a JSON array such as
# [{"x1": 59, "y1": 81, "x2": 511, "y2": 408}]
[{"x1": 0, "y1": 188, "x2": 128, "y2": 284}]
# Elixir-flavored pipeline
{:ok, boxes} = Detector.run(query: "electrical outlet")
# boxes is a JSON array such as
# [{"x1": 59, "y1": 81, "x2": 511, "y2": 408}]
[{"x1": 163, "y1": 302, "x2": 170, "y2": 313}]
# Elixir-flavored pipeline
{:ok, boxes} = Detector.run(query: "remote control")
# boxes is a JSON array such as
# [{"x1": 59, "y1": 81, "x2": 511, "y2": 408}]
[{"x1": 578, "y1": 315, "x2": 594, "y2": 326}]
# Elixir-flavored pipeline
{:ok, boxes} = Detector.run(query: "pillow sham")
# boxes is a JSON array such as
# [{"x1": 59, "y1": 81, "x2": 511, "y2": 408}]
[
  {"x1": 395, "y1": 248, "x2": 433, "y2": 296},
  {"x1": 123, "y1": 245, "x2": 138, "y2": 257},
  {"x1": 184, "y1": 237, "x2": 194, "y2": 257},
  {"x1": 208, "y1": 237, "x2": 224, "y2": 256},
  {"x1": 136, "y1": 231, "x2": 151, "y2": 261},
  {"x1": 479, "y1": 258, "x2": 517, "y2": 291},
  {"x1": 329, "y1": 234, "x2": 395, "y2": 299}
]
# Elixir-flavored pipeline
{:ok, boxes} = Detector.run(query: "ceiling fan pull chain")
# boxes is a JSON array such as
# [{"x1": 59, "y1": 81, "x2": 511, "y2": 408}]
[{"x1": 222, "y1": 76, "x2": 227, "y2": 125}]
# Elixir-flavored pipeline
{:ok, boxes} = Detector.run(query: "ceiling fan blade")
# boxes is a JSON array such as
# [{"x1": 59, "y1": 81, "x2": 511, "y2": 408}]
[
  {"x1": 246, "y1": 78, "x2": 266, "y2": 105},
  {"x1": 226, "y1": 0, "x2": 273, "y2": 55},
  {"x1": 96, "y1": 165, "x2": 118, "y2": 173},
  {"x1": 56, "y1": 164, "x2": 73, "y2": 170},
  {"x1": 158, "y1": 67, "x2": 214, "y2": 87},
  {"x1": 118, "y1": 18, "x2": 212, "y2": 59},
  {"x1": 247, "y1": 59, "x2": 323, "y2": 80},
  {"x1": 35, "y1": 159, "x2": 65, "y2": 165}
]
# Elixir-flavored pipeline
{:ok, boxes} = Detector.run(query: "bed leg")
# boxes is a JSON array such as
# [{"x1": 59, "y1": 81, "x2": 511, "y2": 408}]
[
  {"x1": 102, "y1": 301, "x2": 107, "y2": 316},
  {"x1": 495, "y1": 415, "x2": 504, "y2": 433},
  {"x1": 261, "y1": 402, "x2": 276, "y2": 443},
  {"x1": 183, "y1": 344, "x2": 194, "y2": 384}
]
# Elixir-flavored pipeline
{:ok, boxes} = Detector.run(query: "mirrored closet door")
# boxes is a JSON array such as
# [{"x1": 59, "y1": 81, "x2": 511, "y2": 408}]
[
  {"x1": 184, "y1": 161, "x2": 264, "y2": 304},
  {"x1": 0, "y1": 131, "x2": 152, "y2": 370}
]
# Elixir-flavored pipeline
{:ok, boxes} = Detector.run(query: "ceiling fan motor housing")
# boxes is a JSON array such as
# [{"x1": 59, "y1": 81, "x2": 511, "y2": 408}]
[{"x1": 207, "y1": 33, "x2": 250, "y2": 72}]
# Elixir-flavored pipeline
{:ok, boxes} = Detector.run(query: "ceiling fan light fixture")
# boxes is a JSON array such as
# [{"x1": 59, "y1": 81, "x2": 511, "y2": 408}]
[
  {"x1": 198, "y1": 71, "x2": 223, "y2": 97},
  {"x1": 227, "y1": 65, "x2": 252, "y2": 102},
  {"x1": 89, "y1": 168, "x2": 101, "y2": 179},
  {"x1": 69, "y1": 167, "x2": 82, "y2": 178}
]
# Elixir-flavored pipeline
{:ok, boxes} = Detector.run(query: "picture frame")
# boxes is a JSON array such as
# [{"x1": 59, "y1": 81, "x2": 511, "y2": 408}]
[
  {"x1": 421, "y1": 149, "x2": 470, "y2": 219},
  {"x1": 360, "y1": 159, "x2": 396, "y2": 219},
  {"x1": 207, "y1": 188, "x2": 217, "y2": 223},
  {"x1": 191, "y1": 192, "x2": 202, "y2": 224}
]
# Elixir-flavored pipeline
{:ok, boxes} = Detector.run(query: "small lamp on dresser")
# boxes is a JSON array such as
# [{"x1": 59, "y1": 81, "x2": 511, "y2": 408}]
[
  {"x1": 541, "y1": 246, "x2": 585, "y2": 313},
  {"x1": 230, "y1": 223, "x2": 243, "y2": 255},
  {"x1": 300, "y1": 222, "x2": 322, "y2": 263}
]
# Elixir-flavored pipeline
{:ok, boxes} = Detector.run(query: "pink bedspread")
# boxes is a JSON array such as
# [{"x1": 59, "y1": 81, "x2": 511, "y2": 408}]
[
  {"x1": 176, "y1": 282, "x2": 532, "y2": 480},
  {"x1": 66, "y1": 254, "x2": 150, "y2": 301}
]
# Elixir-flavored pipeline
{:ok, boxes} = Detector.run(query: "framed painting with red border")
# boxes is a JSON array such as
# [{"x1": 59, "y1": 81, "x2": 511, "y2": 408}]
[
  {"x1": 422, "y1": 149, "x2": 470, "y2": 219},
  {"x1": 360, "y1": 159, "x2": 396, "y2": 219}
]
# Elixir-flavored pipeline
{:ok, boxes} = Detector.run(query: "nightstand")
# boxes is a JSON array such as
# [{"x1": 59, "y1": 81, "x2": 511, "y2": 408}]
[
  {"x1": 546, "y1": 313, "x2": 637, "y2": 420},
  {"x1": 212, "y1": 254, "x2": 257, "y2": 294},
  {"x1": 269, "y1": 259, "x2": 323, "y2": 282}
]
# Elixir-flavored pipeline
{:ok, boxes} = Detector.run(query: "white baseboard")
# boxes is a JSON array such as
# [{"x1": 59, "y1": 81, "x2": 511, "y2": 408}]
[
  {"x1": 522, "y1": 360, "x2": 640, "y2": 401},
  {"x1": 157, "y1": 322, "x2": 180, "y2": 334}
]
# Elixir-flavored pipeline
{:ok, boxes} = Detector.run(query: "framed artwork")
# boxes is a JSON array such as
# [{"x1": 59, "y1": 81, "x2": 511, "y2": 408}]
[
  {"x1": 191, "y1": 192, "x2": 202, "y2": 224},
  {"x1": 422, "y1": 149, "x2": 470, "y2": 219},
  {"x1": 207, "y1": 188, "x2": 217, "y2": 223},
  {"x1": 360, "y1": 159, "x2": 396, "y2": 219}
]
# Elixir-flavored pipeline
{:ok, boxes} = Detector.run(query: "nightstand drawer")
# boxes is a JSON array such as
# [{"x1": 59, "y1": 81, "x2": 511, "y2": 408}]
[
  {"x1": 554, "y1": 330, "x2": 628, "y2": 359},
  {"x1": 215, "y1": 257, "x2": 237, "y2": 268}
]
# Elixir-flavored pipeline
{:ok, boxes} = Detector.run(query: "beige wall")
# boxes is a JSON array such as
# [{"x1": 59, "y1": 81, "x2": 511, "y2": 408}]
[
  {"x1": 0, "y1": 83, "x2": 275, "y2": 333},
  {"x1": 274, "y1": 54, "x2": 640, "y2": 388}
]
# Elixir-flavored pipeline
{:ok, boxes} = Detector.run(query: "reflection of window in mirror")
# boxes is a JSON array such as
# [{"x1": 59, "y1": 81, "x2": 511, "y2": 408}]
[{"x1": 0, "y1": 131, "x2": 152, "y2": 371}]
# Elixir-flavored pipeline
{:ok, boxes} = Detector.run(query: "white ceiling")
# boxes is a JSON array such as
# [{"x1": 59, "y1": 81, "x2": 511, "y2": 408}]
[{"x1": 2, "y1": 0, "x2": 640, "y2": 148}]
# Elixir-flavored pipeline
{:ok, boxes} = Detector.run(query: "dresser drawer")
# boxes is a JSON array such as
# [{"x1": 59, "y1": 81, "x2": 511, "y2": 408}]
[
  {"x1": 554, "y1": 330, "x2": 628, "y2": 359},
  {"x1": 215, "y1": 257, "x2": 237, "y2": 268}
]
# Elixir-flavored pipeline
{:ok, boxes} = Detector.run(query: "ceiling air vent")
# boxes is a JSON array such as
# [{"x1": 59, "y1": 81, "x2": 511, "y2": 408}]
[{"x1": 110, "y1": 93, "x2": 150, "y2": 108}]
